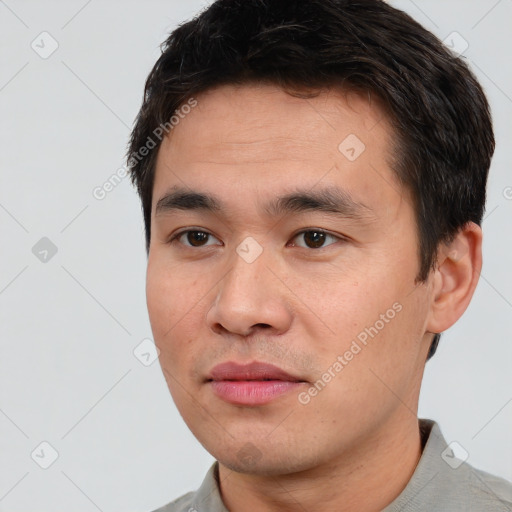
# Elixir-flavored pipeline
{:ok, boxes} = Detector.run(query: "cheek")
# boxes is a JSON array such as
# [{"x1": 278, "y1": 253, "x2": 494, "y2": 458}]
[
  {"x1": 147, "y1": 258, "x2": 196, "y2": 325},
  {"x1": 146, "y1": 265, "x2": 173, "y2": 336},
  {"x1": 146, "y1": 263, "x2": 183, "y2": 349},
  {"x1": 305, "y1": 261, "x2": 424, "y2": 376},
  {"x1": 298, "y1": 266, "x2": 393, "y2": 333},
  {"x1": 146, "y1": 257, "x2": 211, "y2": 362}
]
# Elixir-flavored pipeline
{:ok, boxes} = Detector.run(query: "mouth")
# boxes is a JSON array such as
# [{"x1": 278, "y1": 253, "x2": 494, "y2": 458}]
[{"x1": 206, "y1": 361, "x2": 308, "y2": 406}]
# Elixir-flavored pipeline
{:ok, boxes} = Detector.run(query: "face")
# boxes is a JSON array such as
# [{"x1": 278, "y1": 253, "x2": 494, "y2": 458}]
[{"x1": 146, "y1": 83, "x2": 434, "y2": 475}]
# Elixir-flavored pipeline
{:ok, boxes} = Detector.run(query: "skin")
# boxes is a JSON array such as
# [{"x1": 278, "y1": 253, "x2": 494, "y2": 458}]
[{"x1": 146, "y1": 83, "x2": 482, "y2": 512}]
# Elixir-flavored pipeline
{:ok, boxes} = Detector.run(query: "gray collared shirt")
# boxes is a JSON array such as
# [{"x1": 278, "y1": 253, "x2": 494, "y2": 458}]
[{"x1": 153, "y1": 419, "x2": 512, "y2": 511}]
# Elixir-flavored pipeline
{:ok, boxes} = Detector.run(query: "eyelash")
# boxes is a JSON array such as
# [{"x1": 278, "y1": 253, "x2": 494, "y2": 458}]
[{"x1": 168, "y1": 228, "x2": 346, "y2": 250}]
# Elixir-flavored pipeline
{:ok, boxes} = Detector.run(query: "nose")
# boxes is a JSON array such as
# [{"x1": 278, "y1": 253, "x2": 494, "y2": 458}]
[{"x1": 206, "y1": 244, "x2": 293, "y2": 337}]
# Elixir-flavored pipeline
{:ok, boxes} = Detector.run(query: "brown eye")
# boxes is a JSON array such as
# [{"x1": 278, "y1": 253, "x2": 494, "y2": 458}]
[
  {"x1": 290, "y1": 230, "x2": 340, "y2": 249},
  {"x1": 171, "y1": 230, "x2": 221, "y2": 247},
  {"x1": 186, "y1": 231, "x2": 209, "y2": 246},
  {"x1": 303, "y1": 231, "x2": 326, "y2": 248}
]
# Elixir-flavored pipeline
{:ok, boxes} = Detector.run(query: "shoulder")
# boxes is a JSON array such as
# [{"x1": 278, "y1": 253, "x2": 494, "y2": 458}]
[
  {"x1": 385, "y1": 419, "x2": 512, "y2": 511},
  {"x1": 428, "y1": 419, "x2": 512, "y2": 509},
  {"x1": 149, "y1": 462, "x2": 226, "y2": 512},
  {"x1": 461, "y1": 463, "x2": 512, "y2": 509},
  {"x1": 416, "y1": 461, "x2": 512, "y2": 511},
  {"x1": 151, "y1": 491, "x2": 197, "y2": 512},
  {"x1": 423, "y1": 419, "x2": 512, "y2": 510}
]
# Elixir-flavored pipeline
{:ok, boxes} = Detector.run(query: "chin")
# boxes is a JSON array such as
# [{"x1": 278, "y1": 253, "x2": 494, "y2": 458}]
[
  {"x1": 219, "y1": 457, "x2": 293, "y2": 476},
  {"x1": 215, "y1": 444, "x2": 315, "y2": 477}
]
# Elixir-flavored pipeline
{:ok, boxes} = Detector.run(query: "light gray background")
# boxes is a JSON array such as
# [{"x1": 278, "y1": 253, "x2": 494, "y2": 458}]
[{"x1": 0, "y1": 1, "x2": 511, "y2": 511}]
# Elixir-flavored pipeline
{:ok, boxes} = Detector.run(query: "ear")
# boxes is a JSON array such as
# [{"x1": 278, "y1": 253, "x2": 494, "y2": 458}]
[{"x1": 426, "y1": 222, "x2": 482, "y2": 335}]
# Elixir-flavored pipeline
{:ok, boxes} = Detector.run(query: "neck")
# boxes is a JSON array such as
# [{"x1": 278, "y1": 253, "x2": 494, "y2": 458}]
[{"x1": 218, "y1": 414, "x2": 423, "y2": 512}]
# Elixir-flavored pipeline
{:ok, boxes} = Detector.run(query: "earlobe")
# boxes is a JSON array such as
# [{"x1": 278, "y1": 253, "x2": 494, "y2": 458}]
[{"x1": 426, "y1": 222, "x2": 482, "y2": 335}]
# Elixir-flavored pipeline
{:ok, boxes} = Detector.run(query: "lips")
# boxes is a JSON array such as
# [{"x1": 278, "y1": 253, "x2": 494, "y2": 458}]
[
  {"x1": 207, "y1": 361, "x2": 304, "y2": 383},
  {"x1": 206, "y1": 361, "x2": 307, "y2": 406}
]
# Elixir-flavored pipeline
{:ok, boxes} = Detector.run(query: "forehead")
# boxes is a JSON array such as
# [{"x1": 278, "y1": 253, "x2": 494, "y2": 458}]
[
  {"x1": 152, "y1": 83, "x2": 405, "y2": 219},
  {"x1": 164, "y1": 83, "x2": 389, "y2": 155}
]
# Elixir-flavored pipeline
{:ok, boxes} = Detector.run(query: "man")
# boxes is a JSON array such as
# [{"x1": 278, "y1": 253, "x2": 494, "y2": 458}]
[{"x1": 127, "y1": 0, "x2": 512, "y2": 510}]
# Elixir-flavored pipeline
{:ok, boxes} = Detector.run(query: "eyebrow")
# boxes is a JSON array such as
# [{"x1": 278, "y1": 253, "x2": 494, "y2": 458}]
[{"x1": 155, "y1": 185, "x2": 375, "y2": 221}]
